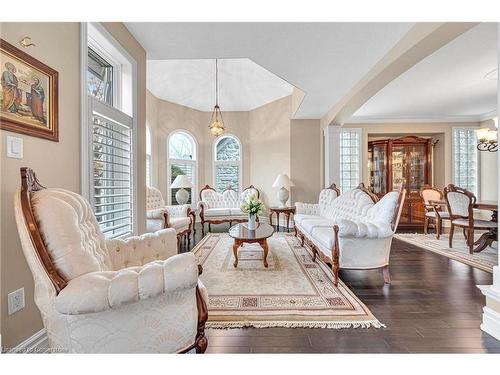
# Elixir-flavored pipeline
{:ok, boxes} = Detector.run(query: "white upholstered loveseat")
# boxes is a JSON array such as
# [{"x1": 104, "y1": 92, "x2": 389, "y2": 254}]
[
  {"x1": 198, "y1": 185, "x2": 260, "y2": 235},
  {"x1": 146, "y1": 186, "x2": 193, "y2": 247},
  {"x1": 294, "y1": 183, "x2": 406, "y2": 285},
  {"x1": 15, "y1": 168, "x2": 208, "y2": 353}
]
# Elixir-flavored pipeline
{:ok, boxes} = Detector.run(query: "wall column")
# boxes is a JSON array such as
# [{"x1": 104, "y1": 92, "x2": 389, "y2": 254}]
[
  {"x1": 477, "y1": 24, "x2": 500, "y2": 341},
  {"x1": 323, "y1": 125, "x2": 342, "y2": 188}
]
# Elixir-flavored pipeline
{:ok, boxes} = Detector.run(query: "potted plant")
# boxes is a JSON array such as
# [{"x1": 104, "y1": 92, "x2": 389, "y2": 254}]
[{"x1": 240, "y1": 194, "x2": 265, "y2": 230}]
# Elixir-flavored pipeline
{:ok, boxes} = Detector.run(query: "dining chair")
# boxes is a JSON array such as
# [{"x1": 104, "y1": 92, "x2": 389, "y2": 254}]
[
  {"x1": 419, "y1": 185, "x2": 450, "y2": 239},
  {"x1": 444, "y1": 184, "x2": 497, "y2": 254}
]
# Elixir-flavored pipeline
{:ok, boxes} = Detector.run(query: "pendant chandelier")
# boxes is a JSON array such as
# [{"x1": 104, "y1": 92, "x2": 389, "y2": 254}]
[{"x1": 209, "y1": 59, "x2": 225, "y2": 137}]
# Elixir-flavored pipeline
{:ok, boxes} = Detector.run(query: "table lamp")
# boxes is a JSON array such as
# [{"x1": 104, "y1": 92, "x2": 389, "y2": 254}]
[
  {"x1": 171, "y1": 175, "x2": 193, "y2": 205},
  {"x1": 272, "y1": 174, "x2": 295, "y2": 207}
]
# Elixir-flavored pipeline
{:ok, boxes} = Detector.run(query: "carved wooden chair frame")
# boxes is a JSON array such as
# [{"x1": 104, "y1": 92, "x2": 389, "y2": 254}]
[
  {"x1": 444, "y1": 183, "x2": 482, "y2": 254},
  {"x1": 19, "y1": 167, "x2": 207, "y2": 353},
  {"x1": 162, "y1": 207, "x2": 193, "y2": 251},
  {"x1": 419, "y1": 184, "x2": 449, "y2": 239},
  {"x1": 198, "y1": 184, "x2": 260, "y2": 235}
]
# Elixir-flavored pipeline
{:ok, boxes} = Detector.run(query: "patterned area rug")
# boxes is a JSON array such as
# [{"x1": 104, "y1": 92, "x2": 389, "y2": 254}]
[
  {"x1": 192, "y1": 233, "x2": 384, "y2": 329},
  {"x1": 395, "y1": 232, "x2": 497, "y2": 273}
]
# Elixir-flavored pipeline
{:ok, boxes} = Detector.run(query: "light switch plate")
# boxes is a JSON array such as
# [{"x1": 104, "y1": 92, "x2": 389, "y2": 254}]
[
  {"x1": 6, "y1": 135, "x2": 23, "y2": 159},
  {"x1": 8, "y1": 288, "x2": 25, "y2": 315}
]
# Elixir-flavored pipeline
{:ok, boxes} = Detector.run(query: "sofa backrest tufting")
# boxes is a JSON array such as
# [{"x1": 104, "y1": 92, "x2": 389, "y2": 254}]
[
  {"x1": 200, "y1": 186, "x2": 260, "y2": 209},
  {"x1": 322, "y1": 188, "x2": 375, "y2": 222},
  {"x1": 318, "y1": 187, "x2": 341, "y2": 217},
  {"x1": 146, "y1": 186, "x2": 165, "y2": 210}
]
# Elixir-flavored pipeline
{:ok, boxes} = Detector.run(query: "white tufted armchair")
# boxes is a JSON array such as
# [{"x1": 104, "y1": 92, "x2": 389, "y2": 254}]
[
  {"x1": 14, "y1": 168, "x2": 208, "y2": 353},
  {"x1": 146, "y1": 186, "x2": 193, "y2": 248}
]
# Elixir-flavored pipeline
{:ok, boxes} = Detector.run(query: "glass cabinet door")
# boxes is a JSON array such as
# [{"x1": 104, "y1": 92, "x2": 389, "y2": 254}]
[
  {"x1": 408, "y1": 144, "x2": 426, "y2": 193},
  {"x1": 392, "y1": 146, "x2": 406, "y2": 192},
  {"x1": 370, "y1": 145, "x2": 386, "y2": 194}
]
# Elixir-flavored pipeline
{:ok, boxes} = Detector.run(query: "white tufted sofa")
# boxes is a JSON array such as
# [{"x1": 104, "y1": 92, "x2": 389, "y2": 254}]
[
  {"x1": 198, "y1": 185, "x2": 260, "y2": 235},
  {"x1": 14, "y1": 168, "x2": 208, "y2": 353},
  {"x1": 146, "y1": 186, "x2": 193, "y2": 247},
  {"x1": 294, "y1": 184, "x2": 405, "y2": 285}
]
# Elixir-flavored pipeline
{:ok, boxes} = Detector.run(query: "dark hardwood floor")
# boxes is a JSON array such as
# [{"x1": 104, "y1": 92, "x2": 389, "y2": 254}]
[{"x1": 181, "y1": 223, "x2": 500, "y2": 353}]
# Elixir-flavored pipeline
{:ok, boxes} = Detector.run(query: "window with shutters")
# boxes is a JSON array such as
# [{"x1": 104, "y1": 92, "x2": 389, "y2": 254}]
[
  {"x1": 83, "y1": 23, "x2": 137, "y2": 239},
  {"x1": 214, "y1": 135, "x2": 242, "y2": 193},
  {"x1": 453, "y1": 128, "x2": 478, "y2": 196},
  {"x1": 167, "y1": 131, "x2": 197, "y2": 206}
]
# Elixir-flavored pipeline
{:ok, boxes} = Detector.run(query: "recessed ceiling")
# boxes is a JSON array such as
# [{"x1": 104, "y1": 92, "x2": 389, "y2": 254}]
[
  {"x1": 147, "y1": 58, "x2": 295, "y2": 112},
  {"x1": 126, "y1": 22, "x2": 414, "y2": 118},
  {"x1": 352, "y1": 23, "x2": 498, "y2": 122}
]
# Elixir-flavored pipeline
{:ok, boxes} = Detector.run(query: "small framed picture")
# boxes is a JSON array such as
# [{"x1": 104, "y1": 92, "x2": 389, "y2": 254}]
[{"x1": 1, "y1": 39, "x2": 58, "y2": 141}]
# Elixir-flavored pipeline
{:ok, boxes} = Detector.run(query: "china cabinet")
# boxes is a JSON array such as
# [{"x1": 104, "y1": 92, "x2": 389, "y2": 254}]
[{"x1": 368, "y1": 136, "x2": 432, "y2": 227}]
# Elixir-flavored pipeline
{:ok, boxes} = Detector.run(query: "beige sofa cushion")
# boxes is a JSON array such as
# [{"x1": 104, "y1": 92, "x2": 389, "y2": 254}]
[{"x1": 32, "y1": 188, "x2": 112, "y2": 281}]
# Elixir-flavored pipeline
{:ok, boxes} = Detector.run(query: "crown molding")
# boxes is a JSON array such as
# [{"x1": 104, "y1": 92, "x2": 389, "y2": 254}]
[{"x1": 345, "y1": 113, "x2": 497, "y2": 124}]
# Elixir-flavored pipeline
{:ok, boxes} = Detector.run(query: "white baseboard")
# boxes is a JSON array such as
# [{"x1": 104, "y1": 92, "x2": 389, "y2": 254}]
[
  {"x1": 481, "y1": 306, "x2": 500, "y2": 340},
  {"x1": 8, "y1": 329, "x2": 49, "y2": 353}
]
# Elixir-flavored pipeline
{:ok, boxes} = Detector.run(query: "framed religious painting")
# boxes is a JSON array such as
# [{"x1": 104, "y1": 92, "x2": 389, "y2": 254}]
[{"x1": 0, "y1": 39, "x2": 58, "y2": 142}]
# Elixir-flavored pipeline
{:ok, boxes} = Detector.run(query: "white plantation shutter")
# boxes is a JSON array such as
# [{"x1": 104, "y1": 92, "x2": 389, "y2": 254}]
[{"x1": 89, "y1": 97, "x2": 134, "y2": 239}]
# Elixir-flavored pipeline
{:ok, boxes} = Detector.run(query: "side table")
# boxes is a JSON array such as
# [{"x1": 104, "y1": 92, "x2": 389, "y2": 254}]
[{"x1": 269, "y1": 206, "x2": 296, "y2": 232}]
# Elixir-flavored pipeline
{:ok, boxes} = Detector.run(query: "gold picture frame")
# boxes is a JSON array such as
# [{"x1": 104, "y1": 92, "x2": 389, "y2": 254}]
[{"x1": 0, "y1": 39, "x2": 58, "y2": 142}]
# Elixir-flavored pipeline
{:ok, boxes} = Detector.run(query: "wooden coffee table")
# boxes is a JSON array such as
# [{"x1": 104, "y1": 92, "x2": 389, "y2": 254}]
[{"x1": 228, "y1": 222, "x2": 275, "y2": 268}]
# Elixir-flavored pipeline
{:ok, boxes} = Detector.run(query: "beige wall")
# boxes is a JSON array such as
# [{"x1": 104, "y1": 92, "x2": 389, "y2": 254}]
[
  {"x1": 249, "y1": 96, "x2": 292, "y2": 206},
  {"x1": 147, "y1": 92, "x2": 295, "y2": 208},
  {"x1": 0, "y1": 22, "x2": 146, "y2": 348},
  {"x1": 0, "y1": 22, "x2": 80, "y2": 348},
  {"x1": 290, "y1": 119, "x2": 322, "y2": 203}
]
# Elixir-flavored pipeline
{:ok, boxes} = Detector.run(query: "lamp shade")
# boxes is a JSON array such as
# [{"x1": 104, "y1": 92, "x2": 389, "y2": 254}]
[
  {"x1": 272, "y1": 174, "x2": 295, "y2": 188},
  {"x1": 170, "y1": 174, "x2": 193, "y2": 189},
  {"x1": 476, "y1": 128, "x2": 491, "y2": 142}
]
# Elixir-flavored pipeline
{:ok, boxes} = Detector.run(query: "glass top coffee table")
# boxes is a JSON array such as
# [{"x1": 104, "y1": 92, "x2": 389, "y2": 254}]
[{"x1": 228, "y1": 222, "x2": 275, "y2": 268}]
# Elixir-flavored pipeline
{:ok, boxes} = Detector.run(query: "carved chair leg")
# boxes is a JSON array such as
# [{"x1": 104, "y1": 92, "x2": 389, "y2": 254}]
[
  {"x1": 194, "y1": 286, "x2": 208, "y2": 354},
  {"x1": 300, "y1": 234, "x2": 305, "y2": 247},
  {"x1": 382, "y1": 265, "x2": 391, "y2": 284},
  {"x1": 424, "y1": 217, "x2": 429, "y2": 235},
  {"x1": 331, "y1": 225, "x2": 340, "y2": 287},
  {"x1": 294, "y1": 226, "x2": 297, "y2": 237},
  {"x1": 449, "y1": 224, "x2": 454, "y2": 248},
  {"x1": 436, "y1": 217, "x2": 441, "y2": 240},
  {"x1": 468, "y1": 227, "x2": 474, "y2": 254},
  {"x1": 201, "y1": 221, "x2": 205, "y2": 237}
]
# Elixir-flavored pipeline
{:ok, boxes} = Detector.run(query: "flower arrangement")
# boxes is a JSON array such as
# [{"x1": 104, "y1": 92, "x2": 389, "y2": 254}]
[{"x1": 240, "y1": 194, "x2": 265, "y2": 216}]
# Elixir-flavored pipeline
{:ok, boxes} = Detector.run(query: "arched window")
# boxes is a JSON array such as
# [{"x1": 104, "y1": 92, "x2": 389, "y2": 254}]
[
  {"x1": 146, "y1": 124, "x2": 152, "y2": 186},
  {"x1": 214, "y1": 135, "x2": 241, "y2": 193},
  {"x1": 168, "y1": 130, "x2": 197, "y2": 205}
]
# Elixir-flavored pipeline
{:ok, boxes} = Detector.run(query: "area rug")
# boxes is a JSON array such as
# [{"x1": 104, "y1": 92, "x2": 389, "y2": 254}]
[
  {"x1": 192, "y1": 233, "x2": 384, "y2": 329},
  {"x1": 395, "y1": 233, "x2": 497, "y2": 273}
]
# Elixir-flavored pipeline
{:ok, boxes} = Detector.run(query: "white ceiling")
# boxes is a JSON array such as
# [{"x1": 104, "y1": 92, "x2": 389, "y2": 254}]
[
  {"x1": 126, "y1": 22, "x2": 413, "y2": 118},
  {"x1": 147, "y1": 58, "x2": 294, "y2": 112},
  {"x1": 352, "y1": 23, "x2": 498, "y2": 122}
]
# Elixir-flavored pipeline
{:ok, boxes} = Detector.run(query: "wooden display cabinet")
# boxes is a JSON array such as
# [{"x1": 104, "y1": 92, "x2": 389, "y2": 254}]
[{"x1": 368, "y1": 136, "x2": 432, "y2": 228}]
